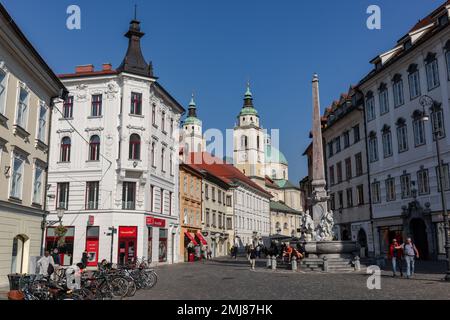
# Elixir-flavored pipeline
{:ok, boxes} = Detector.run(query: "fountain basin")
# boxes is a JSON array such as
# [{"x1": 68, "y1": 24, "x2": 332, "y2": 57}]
[{"x1": 302, "y1": 241, "x2": 359, "y2": 259}]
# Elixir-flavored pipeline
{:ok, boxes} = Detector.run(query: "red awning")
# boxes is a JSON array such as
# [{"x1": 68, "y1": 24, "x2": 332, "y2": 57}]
[
  {"x1": 196, "y1": 231, "x2": 208, "y2": 246},
  {"x1": 184, "y1": 231, "x2": 198, "y2": 246}
]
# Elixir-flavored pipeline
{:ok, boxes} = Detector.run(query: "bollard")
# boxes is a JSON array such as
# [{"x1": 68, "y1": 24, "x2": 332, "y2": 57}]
[
  {"x1": 271, "y1": 255, "x2": 277, "y2": 270},
  {"x1": 291, "y1": 256, "x2": 297, "y2": 272},
  {"x1": 266, "y1": 255, "x2": 272, "y2": 268},
  {"x1": 323, "y1": 256, "x2": 329, "y2": 272},
  {"x1": 354, "y1": 256, "x2": 361, "y2": 271}
]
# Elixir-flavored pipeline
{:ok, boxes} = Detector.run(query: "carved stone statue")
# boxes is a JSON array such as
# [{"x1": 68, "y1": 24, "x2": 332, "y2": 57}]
[
  {"x1": 315, "y1": 210, "x2": 335, "y2": 241},
  {"x1": 301, "y1": 211, "x2": 316, "y2": 242}
]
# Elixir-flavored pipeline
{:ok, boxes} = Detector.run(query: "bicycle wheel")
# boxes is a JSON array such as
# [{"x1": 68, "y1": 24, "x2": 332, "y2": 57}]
[
  {"x1": 125, "y1": 278, "x2": 137, "y2": 297},
  {"x1": 110, "y1": 276, "x2": 129, "y2": 298},
  {"x1": 76, "y1": 288, "x2": 95, "y2": 300},
  {"x1": 97, "y1": 282, "x2": 113, "y2": 300},
  {"x1": 143, "y1": 271, "x2": 158, "y2": 289}
]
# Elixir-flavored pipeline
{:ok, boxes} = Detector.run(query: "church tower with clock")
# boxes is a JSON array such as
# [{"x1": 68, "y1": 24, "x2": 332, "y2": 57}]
[{"x1": 233, "y1": 84, "x2": 266, "y2": 179}]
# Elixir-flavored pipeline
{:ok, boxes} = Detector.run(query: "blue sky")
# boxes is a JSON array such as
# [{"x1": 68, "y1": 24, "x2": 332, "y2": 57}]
[{"x1": 2, "y1": 0, "x2": 445, "y2": 183}]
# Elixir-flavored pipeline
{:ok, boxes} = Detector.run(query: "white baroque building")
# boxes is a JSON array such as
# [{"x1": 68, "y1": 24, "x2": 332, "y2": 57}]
[
  {"x1": 359, "y1": 2, "x2": 450, "y2": 259},
  {"x1": 46, "y1": 18, "x2": 184, "y2": 266}
]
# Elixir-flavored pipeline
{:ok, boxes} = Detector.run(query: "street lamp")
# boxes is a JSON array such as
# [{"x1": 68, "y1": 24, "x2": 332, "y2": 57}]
[
  {"x1": 56, "y1": 208, "x2": 65, "y2": 225},
  {"x1": 419, "y1": 95, "x2": 450, "y2": 281}
]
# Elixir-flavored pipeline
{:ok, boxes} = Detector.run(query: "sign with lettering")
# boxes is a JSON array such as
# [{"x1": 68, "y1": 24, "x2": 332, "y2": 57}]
[
  {"x1": 119, "y1": 226, "x2": 137, "y2": 238},
  {"x1": 146, "y1": 217, "x2": 166, "y2": 228}
]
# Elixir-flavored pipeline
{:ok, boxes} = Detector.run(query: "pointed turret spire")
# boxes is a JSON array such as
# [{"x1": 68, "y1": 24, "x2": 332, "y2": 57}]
[
  {"x1": 188, "y1": 93, "x2": 197, "y2": 118},
  {"x1": 117, "y1": 10, "x2": 153, "y2": 77},
  {"x1": 243, "y1": 81, "x2": 254, "y2": 108}
]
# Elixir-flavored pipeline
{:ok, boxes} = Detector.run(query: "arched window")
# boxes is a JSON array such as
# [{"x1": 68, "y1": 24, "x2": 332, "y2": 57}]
[
  {"x1": 241, "y1": 135, "x2": 248, "y2": 149},
  {"x1": 271, "y1": 169, "x2": 276, "y2": 179},
  {"x1": 129, "y1": 134, "x2": 141, "y2": 160},
  {"x1": 60, "y1": 137, "x2": 71, "y2": 162},
  {"x1": 89, "y1": 135, "x2": 100, "y2": 161},
  {"x1": 11, "y1": 235, "x2": 28, "y2": 274}
]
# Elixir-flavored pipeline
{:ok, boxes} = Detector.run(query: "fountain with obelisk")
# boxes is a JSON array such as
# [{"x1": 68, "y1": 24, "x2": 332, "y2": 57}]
[{"x1": 297, "y1": 74, "x2": 359, "y2": 263}]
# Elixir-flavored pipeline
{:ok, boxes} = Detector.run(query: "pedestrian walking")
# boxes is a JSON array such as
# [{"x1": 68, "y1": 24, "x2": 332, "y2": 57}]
[
  {"x1": 245, "y1": 244, "x2": 251, "y2": 260},
  {"x1": 256, "y1": 245, "x2": 261, "y2": 259},
  {"x1": 389, "y1": 239, "x2": 403, "y2": 277},
  {"x1": 207, "y1": 248, "x2": 212, "y2": 260},
  {"x1": 37, "y1": 251, "x2": 55, "y2": 276},
  {"x1": 233, "y1": 246, "x2": 238, "y2": 259},
  {"x1": 401, "y1": 238, "x2": 419, "y2": 279},
  {"x1": 249, "y1": 246, "x2": 257, "y2": 270}
]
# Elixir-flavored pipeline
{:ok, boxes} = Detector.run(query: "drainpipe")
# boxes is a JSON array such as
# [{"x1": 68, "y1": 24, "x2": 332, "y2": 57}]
[
  {"x1": 40, "y1": 90, "x2": 68, "y2": 256},
  {"x1": 356, "y1": 89, "x2": 375, "y2": 258}
]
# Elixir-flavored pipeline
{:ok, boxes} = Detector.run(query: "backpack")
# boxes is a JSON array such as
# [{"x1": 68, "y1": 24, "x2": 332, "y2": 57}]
[{"x1": 47, "y1": 263, "x2": 55, "y2": 276}]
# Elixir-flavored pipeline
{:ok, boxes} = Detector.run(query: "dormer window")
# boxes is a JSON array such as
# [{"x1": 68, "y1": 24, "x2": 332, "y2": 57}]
[
  {"x1": 439, "y1": 14, "x2": 449, "y2": 26},
  {"x1": 404, "y1": 40, "x2": 412, "y2": 50},
  {"x1": 375, "y1": 61, "x2": 382, "y2": 70}
]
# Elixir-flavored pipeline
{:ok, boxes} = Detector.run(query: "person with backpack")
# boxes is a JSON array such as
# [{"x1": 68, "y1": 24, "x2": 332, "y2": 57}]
[
  {"x1": 401, "y1": 238, "x2": 420, "y2": 279},
  {"x1": 389, "y1": 239, "x2": 404, "y2": 277}
]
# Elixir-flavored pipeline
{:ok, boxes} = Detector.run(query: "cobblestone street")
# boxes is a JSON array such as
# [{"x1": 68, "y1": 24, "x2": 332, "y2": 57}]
[{"x1": 131, "y1": 257, "x2": 450, "y2": 300}]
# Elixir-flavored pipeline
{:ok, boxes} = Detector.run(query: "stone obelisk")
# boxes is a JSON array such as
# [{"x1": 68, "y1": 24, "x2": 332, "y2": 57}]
[{"x1": 311, "y1": 74, "x2": 329, "y2": 225}]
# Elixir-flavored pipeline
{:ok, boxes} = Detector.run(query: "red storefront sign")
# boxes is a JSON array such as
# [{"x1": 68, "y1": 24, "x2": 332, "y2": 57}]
[
  {"x1": 119, "y1": 226, "x2": 138, "y2": 238},
  {"x1": 85, "y1": 239, "x2": 99, "y2": 267},
  {"x1": 88, "y1": 215, "x2": 95, "y2": 226},
  {"x1": 146, "y1": 217, "x2": 166, "y2": 228}
]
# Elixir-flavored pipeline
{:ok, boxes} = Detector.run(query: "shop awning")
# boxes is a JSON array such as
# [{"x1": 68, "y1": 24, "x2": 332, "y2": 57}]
[
  {"x1": 184, "y1": 231, "x2": 198, "y2": 246},
  {"x1": 196, "y1": 231, "x2": 208, "y2": 246}
]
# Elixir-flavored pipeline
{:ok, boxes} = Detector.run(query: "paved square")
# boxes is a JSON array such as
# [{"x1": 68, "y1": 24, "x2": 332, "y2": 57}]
[{"x1": 131, "y1": 258, "x2": 450, "y2": 300}]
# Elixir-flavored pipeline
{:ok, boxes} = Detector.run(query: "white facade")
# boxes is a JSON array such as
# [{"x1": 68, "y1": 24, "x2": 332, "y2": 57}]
[
  {"x1": 322, "y1": 99, "x2": 373, "y2": 256},
  {"x1": 45, "y1": 19, "x2": 184, "y2": 267},
  {"x1": 359, "y1": 8, "x2": 450, "y2": 259},
  {"x1": 233, "y1": 184, "x2": 271, "y2": 249}
]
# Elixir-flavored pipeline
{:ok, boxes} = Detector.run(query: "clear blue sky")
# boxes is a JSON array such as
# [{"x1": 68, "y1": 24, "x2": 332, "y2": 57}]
[{"x1": 2, "y1": 0, "x2": 445, "y2": 183}]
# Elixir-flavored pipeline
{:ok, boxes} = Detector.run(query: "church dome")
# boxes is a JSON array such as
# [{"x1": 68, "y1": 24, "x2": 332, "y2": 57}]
[
  {"x1": 239, "y1": 107, "x2": 258, "y2": 116},
  {"x1": 184, "y1": 116, "x2": 202, "y2": 126},
  {"x1": 265, "y1": 145, "x2": 288, "y2": 165}
]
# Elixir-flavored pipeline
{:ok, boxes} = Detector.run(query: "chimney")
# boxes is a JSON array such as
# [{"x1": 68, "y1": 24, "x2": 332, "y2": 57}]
[
  {"x1": 75, "y1": 64, "x2": 94, "y2": 73},
  {"x1": 102, "y1": 63, "x2": 112, "y2": 71}
]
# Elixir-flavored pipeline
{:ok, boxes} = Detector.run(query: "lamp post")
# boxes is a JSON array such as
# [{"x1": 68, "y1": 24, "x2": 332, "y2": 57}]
[
  {"x1": 419, "y1": 95, "x2": 450, "y2": 281},
  {"x1": 56, "y1": 208, "x2": 65, "y2": 225}
]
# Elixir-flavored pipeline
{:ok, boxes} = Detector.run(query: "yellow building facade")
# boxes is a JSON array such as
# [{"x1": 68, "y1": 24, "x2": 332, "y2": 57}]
[{"x1": 179, "y1": 163, "x2": 205, "y2": 262}]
